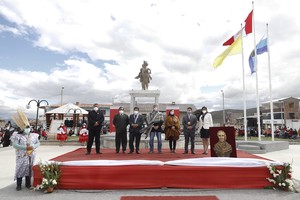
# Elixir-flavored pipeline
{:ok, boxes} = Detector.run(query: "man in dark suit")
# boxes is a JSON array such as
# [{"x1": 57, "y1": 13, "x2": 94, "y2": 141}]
[
  {"x1": 86, "y1": 103, "x2": 104, "y2": 155},
  {"x1": 182, "y1": 107, "x2": 198, "y2": 154},
  {"x1": 113, "y1": 106, "x2": 129, "y2": 154},
  {"x1": 128, "y1": 107, "x2": 144, "y2": 154}
]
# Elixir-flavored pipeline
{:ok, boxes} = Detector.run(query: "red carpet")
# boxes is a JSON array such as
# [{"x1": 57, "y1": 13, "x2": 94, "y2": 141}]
[
  {"x1": 120, "y1": 196, "x2": 219, "y2": 200},
  {"x1": 49, "y1": 148, "x2": 265, "y2": 162},
  {"x1": 33, "y1": 148, "x2": 272, "y2": 190}
]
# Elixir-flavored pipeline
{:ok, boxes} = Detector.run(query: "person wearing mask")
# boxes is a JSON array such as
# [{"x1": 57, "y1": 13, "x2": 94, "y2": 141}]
[
  {"x1": 146, "y1": 104, "x2": 164, "y2": 154},
  {"x1": 128, "y1": 107, "x2": 144, "y2": 154},
  {"x1": 41, "y1": 129, "x2": 48, "y2": 140},
  {"x1": 86, "y1": 103, "x2": 104, "y2": 155},
  {"x1": 198, "y1": 106, "x2": 213, "y2": 155},
  {"x1": 164, "y1": 109, "x2": 180, "y2": 153},
  {"x1": 182, "y1": 107, "x2": 198, "y2": 154},
  {"x1": 56, "y1": 123, "x2": 67, "y2": 146},
  {"x1": 11, "y1": 110, "x2": 40, "y2": 191},
  {"x1": 2, "y1": 121, "x2": 12, "y2": 147},
  {"x1": 78, "y1": 123, "x2": 89, "y2": 146},
  {"x1": 113, "y1": 106, "x2": 129, "y2": 154}
]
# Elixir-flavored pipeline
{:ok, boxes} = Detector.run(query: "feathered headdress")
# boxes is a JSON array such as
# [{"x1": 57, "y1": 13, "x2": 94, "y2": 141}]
[{"x1": 12, "y1": 109, "x2": 30, "y2": 130}]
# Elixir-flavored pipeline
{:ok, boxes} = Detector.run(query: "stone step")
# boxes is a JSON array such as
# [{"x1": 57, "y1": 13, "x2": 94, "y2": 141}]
[
  {"x1": 237, "y1": 144, "x2": 267, "y2": 154},
  {"x1": 40, "y1": 133, "x2": 204, "y2": 147},
  {"x1": 239, "y1": 149, "x2": 267, "y2": 154},
  {"x1": 238, "y1": 144, "x2": 261, "y2": 150}
]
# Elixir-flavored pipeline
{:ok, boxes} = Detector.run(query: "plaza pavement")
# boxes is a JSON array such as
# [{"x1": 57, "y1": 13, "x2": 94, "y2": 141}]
[{"x1": 0, "y1": 144, "x2": 300, "y2": 200}]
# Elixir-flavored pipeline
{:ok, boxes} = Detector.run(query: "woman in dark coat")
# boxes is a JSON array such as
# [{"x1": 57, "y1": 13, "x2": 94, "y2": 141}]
[{"x1": 164, "y1": 109, "x2": 180, "y2": 153}]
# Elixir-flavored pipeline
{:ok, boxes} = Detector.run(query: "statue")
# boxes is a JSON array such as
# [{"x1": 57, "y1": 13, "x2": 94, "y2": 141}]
[
  {"x1": 135, "y1": 61, "x2": 152, "y2": 90},
  {"x1": 213, "y1": 130, "x2": 232, "y2": 157}
]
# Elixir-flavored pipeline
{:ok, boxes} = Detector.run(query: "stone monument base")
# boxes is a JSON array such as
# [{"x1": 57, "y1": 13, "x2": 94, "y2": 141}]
[
  {"x1": 101, "y1": 133, "x2": 184, "y2": 150},
  {"x1": 236, "y1": 140, "x2": 289, "y2": 154},
  {"x1": 129, "y1": 89, "x2": 160, "y2": 113}
]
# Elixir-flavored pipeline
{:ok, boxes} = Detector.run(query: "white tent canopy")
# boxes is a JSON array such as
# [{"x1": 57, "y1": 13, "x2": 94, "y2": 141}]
[{"x1": 46, "y1": 103, "x2": 88, "y2": 115}]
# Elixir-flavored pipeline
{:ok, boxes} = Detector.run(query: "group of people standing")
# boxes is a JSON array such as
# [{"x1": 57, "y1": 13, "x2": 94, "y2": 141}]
[
  {"x1": 56, "y1": 122, "x2": 90, "y2": 147},
  {"x1": 9, "y1": 104, "x2": 213, "y2": 191},
  {"x1": 85, "y1": 103, "x2": 213, "y2": 155}
]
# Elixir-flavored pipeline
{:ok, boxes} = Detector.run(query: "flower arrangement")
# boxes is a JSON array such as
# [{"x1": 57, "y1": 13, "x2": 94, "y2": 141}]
[
  {"x1": 35, "y1": 161, "x2": 61, "y2": 193},
  {"x1": 266, "y1": 162, "x2": 298, "y2": 192}
]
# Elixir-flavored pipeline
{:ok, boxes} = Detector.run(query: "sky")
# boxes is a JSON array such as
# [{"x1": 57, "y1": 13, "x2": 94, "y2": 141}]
[{"x1": 0, "y1": 0, "x2": 300, "y2": 120}]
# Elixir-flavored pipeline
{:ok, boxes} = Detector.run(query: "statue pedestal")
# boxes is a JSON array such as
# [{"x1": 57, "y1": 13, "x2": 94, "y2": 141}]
[{"x1": 129, "y1": 90, "x2": 160, "y2": 113}]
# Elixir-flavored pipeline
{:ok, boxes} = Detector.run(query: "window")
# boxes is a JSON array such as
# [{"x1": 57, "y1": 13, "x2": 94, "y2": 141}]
[
  {"x1": 289, "y1": 113, "x2": 295, "y2": 119},
  {"x1": 289, "y1": 102, "x2": 294, "y2": 109},
  {"x1": 274, "y1": 113, "x2": 284, "y2": 119}
]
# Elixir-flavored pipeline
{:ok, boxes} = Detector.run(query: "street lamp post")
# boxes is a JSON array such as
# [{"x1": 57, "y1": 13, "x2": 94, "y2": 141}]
[
  {"x1": 221, "y1": 90, "x2": 225, "y2": 126},
  {"x1": 61, "y1": 87, "x2": 64, "y2": 106},
  {"x1": 68, "y1": 108, "x2": 82, "y2": 135},
  {"x1": 27, "y1": 99, "x2": 49, "y2": 130},
  {"x1": 280, "y1": 101, "x2": 284, "y2": 128}
]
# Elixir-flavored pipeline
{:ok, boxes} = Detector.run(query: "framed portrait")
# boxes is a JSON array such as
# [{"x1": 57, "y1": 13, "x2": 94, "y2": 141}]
[{"x1": 209, "y1": 126, "x2": 237, "y2": 157}]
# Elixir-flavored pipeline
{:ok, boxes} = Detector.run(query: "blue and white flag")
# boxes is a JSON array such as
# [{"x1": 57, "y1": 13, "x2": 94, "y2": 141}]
[{"x1": 248, "y1": 37, "x2": 268, "y2": 74}]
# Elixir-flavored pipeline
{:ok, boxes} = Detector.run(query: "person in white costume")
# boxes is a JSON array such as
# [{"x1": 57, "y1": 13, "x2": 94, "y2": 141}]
[
  {"x1": 78, "y1": 123, "x2": 89, "y2": 146},
  {"x1": 11, "y1": 110, "x2": 40, "y2": 191}
]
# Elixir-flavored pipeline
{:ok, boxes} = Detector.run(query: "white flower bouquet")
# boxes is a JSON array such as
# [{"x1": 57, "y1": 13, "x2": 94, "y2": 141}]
[
  {"x1": 266, "y1": 162, "x2": 298, "y2": 192},
  {"x1": 35, "y1": 161, "x2": 61, "y2": 193}
]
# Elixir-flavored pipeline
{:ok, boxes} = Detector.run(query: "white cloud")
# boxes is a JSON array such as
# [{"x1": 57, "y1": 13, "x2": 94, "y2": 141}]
[{"x1": 0, "y1": 0, "x2": 300, "y2": 120}]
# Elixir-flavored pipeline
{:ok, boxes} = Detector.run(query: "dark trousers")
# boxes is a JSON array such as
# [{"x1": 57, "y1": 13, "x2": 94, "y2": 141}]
[
  {"x1": 184, "y1": 131, "x2": 195, "y2": 152},
  {"x1": 129, "y1": 131, "x2": 141, "y2": 152},
  {"x1": 169, "y1": 139, "x2": 177, "y2": 150},
  {"x1": 115, "y1": 131, "x2": 127, "y2": 152},
  {"x1": 87, "y1": 128, "x2": 101, "y2": 153}
]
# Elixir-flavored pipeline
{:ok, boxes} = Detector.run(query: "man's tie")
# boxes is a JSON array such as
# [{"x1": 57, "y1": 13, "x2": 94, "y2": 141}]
[{"x1": 134, "y1": 115, "x2": 137, "y2": 123}]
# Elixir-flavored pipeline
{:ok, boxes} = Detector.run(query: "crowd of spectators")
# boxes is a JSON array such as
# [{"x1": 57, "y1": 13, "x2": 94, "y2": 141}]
[{"x1": 236, "y1": 126, "x2": 300, "y2": 140}]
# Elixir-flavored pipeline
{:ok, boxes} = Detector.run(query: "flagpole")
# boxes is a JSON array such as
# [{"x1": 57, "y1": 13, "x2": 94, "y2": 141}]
[
  {"x1": 252, "y1": 2, "x2": 262, "y2": 141},
  {"x1": 266, "y1": 23, "x2": 274, "y2": 141},
  {"x1": 241, "y1": 24, "x2": 247, "y2": 141}
]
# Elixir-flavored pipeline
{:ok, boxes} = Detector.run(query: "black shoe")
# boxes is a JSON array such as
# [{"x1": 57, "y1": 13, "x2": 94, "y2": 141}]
[
  {"x1": 183, "y1": 152, "x2": 188, "y2": 154},
  {"x1": 128, "y1": 151, "x2": 133, "y2": 154},
  {"x1": 116, "y1": 151, "x2": 119, "y2": 154},
  {"x1": 16, "y1": 185, "x2": 21, "y2": 191},
  {"x1": 191, "y1": 152, "x2": 196, "y2": 154},
  {"x1": 122, "y1": 151, "x2": 126, "y2": 154},
  {"x1": 16, "y1": 178, "x2": 22, "y2": 191},
  {"x1": 136, "y1": 151, "x2": 140, "y2": 154},
  {"x1": 96, "y1": 152, "x2": 102, "y2": 154},
  {"x1": 85, "y1": 152, "x2": 90, "y2": 155}
]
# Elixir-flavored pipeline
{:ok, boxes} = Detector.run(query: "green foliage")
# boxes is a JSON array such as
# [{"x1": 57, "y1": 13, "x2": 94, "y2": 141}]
[
  {"x1": 266, "y1": 162, "x2": 298, "y2": 192},
  {"x1": 35, "y1": 161, "x2": 61, "y2": 191}
]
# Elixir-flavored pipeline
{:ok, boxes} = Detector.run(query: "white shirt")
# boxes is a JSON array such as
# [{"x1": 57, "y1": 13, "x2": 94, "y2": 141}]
[{"x1": 199, "y1": 113, "x2": 213, "y2": 129}]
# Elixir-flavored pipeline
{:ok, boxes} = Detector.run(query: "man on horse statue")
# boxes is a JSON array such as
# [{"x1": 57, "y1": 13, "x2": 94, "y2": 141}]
[{"x1": 135, "y1": 61, "x2": 152, "y2": 90}]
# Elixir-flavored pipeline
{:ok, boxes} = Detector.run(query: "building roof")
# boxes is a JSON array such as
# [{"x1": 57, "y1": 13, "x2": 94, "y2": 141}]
[
  {"x1": 261, "y1": 97, "x2": 300, "y2": 104},
  {"x1": 46, "y1": 103, "x2": 88, "y2": 115}
]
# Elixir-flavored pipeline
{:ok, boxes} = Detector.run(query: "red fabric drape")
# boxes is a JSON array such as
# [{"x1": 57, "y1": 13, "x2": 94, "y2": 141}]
[{"x1": 33, "y1": 164, "x2": 271, "y2": 190}]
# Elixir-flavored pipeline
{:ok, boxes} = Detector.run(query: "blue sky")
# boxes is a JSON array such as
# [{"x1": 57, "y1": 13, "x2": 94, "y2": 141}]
[
  {"x1": 0, "y1": 15, "x2": 108, "y2": 73},
  {"x1": 0, "y1": 0, "x2": 299, "y2": 120}
]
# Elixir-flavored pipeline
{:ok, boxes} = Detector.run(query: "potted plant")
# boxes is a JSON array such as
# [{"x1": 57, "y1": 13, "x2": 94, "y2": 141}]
[{"x1": 35, "y1": 161, "x2": 61, "y2": 193}]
